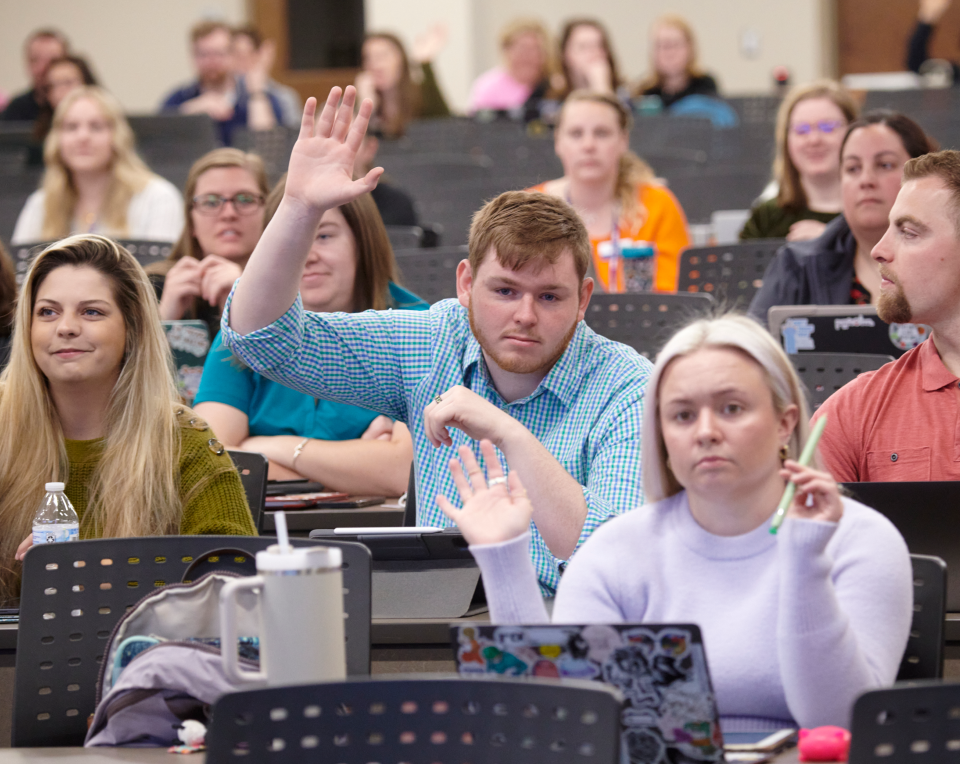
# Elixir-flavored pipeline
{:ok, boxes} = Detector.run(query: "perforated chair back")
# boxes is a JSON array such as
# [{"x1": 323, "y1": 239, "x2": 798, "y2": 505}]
[
  {"x1": 849, "y1": 681, "x2": 960, "y2": 763},
  {"x1": 13, "y1": 535, "x2": 371, "y2": 747},
  {"x1": 385, "y1": 225, "x2": 424, "y2": 251},
  {"x1": 394, "y1": 246, "x2": 466, "y2": 305},
  {"x1": 206, "y1": 676, "x2": 622, "y2": 764},
  {"x1": 677, "y1": 239, "x2": 785, "y2": 308},
  {"x1": 227, "y1": 450, "x2": 268, "y2": 533},
  {"x1": 789, "y1": 352, "x2": 895, "y2": 412},
  {"x1": 9, "y1": 240, "x2": 174, "y2": 285},
  {"x1": 898, "y1": 555, "x2": 947, "y2": 681},
  {"x1": 584, "y1": 292, "x2": 714, "y2": 360}
]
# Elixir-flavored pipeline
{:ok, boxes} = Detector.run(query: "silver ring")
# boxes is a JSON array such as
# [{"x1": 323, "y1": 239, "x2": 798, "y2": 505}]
[
  {"x1": 488, "y1": 476, "x2": 508, "y2": 488},
  {"x1": 434, "y1": 394, "x2": 443, "y2": 405}
]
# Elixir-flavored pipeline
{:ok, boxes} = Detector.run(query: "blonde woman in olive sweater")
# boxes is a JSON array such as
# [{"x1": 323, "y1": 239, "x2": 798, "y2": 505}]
[{"x1": 1, "y1": 234, "x2": 255, "y2": 604}]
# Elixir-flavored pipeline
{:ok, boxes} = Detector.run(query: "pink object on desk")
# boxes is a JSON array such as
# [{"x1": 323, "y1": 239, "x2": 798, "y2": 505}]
[{"x1": 798, "y1": 726, "x2": 850, "y2": 762}]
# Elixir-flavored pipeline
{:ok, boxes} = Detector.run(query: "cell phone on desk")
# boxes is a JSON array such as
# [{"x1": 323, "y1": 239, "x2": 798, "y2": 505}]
[
  {"x1": 315, "y1": 495, "x2": 385, "y2": 508},
  {"x1": 266, "y1": 480, "x2": 325, "y2": 496},
  {"x1": 265, "y1": 491, "x2": 348, "y2": 509}
]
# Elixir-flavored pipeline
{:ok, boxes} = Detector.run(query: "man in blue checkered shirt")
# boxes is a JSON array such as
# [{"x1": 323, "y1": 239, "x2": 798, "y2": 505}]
[{"x1": 221, "y1": 87, "x2": 652, "y2": 593}]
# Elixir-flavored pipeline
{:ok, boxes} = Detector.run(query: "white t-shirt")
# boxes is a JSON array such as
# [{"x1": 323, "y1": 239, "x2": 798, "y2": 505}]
[{"x1": 11, "y1": 176, "x2": 185, "y2": 245}]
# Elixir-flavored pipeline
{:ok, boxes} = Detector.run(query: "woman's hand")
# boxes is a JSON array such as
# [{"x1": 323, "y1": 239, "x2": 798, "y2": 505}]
[
  {"x1": 919, "y1": 0, "x2": 951, "y2": 24},
  {"x1": 786, "y1": 219, "x2": 827, "y2": 242},
  {"x1": 781, "y1": 460, "x2": 844, "y2": 524},
  {"x1": 198, "y1": 255, "x2": 243, "y2": 311},
  {"x1": 15, "y1": 534, "x2": 33, "y2": 561},
  {"x1": 437, "y1": 439, "x2": 532, "y2": 546},
  {"x1": 284, "y1": 87, "x2": 383, "y2": 215},
  {"x1": 412, "y1": 22, "x2": 449, "y2": 64},
  {"x1": 158, "y1": 256, "x2": 203, "y2": 319},
  {"x1": 245, "y1": 39, "x2": 276, "y2": 95}
]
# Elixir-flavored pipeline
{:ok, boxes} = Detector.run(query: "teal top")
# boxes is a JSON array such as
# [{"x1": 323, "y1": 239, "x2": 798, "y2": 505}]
[{"x1": 194, "y1": 282, "x2": 428, "y2": 439}]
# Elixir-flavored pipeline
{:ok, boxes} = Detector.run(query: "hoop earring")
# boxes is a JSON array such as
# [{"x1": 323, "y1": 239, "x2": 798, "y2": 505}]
[{"x1": 779, "y1": 444, "x2": 789, "y2": 461}]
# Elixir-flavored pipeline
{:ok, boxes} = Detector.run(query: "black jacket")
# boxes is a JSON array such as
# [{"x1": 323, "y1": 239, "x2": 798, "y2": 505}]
[{"x1": 748, "y1": 215, "x2": 856, "y2": 323}]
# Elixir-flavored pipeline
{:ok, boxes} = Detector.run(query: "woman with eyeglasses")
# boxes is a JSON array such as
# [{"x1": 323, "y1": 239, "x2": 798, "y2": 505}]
[
  {"x1": 11, "y1": 86, "x2": 184, "y2": 245},
  {"x1": 151, "y1": 148, "x2": 268, "y2": 328},
  {"x1": 749, "y1": 111, "x2": 937, "y2": 323},
  {"x1": 740, "y1": 81, "x2": 859, "y2": 242}
]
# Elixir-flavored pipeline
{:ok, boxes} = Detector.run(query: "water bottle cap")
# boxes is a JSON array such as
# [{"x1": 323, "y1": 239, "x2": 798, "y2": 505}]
[
  {"x1": 256, "y1": 544, "x2": 342, "y2": 572},
  {"x1": 45, "y1": 482, "x2": 65, "y2": 492}
]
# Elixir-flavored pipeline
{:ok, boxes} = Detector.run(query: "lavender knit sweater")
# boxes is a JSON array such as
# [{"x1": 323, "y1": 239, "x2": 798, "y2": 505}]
[{"x1": 469, "y1": 492, "x2": 912, "y2": 731}]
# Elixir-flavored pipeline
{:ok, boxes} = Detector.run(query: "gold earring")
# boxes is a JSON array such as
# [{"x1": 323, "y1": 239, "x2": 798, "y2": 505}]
[{"x1": 779, "y1": 444, "x2": 789, "y2": 460}]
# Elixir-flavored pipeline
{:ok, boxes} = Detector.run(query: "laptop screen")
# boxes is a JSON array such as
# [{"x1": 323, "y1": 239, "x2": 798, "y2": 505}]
[{"x1": 451, "y1": 623, "x2": 724, "y2": 764}]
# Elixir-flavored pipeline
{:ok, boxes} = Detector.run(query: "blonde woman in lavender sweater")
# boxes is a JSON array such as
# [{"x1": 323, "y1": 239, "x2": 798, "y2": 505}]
[{"x1": 439, "y1": 314, "x2": 911, "y2": 732}]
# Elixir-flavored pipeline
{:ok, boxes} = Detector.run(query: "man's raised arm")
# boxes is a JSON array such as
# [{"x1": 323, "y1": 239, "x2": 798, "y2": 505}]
[{"x1": 229, "y1": 86, "x2": 383, "y2": 335}]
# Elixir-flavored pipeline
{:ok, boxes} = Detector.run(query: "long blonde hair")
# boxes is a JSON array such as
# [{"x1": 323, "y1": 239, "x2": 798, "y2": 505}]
[
  {"x1": 40, "y1": 87, "x2": 156, "y2": 239},
  {"x1": 642, "y1": 314, "x2": 811, "y2": 503},
  {"x1": 557, "y1": 90, "x2": 657, "y2": 224},
  {"x1": 0, "y1": 235, "x2": 181, "y2": 601},
  {"x1": 773, "y1": 80, "x2": 859, "y2": 211},
  {"x1": 635, "y1": 14, "x2": 706, "y2": 95}
]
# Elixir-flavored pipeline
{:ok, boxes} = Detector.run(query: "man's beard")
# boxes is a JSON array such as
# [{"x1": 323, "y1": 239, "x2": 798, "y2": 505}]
[
  {"x1": 468, "y1": 301, "x2": 577, "y2": 375},
  {"x1": 877, "y1": 268, "x2": 913, "y2": 324}
]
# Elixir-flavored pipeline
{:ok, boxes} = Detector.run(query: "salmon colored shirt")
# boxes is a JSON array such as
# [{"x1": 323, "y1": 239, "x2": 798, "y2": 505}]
[
  {"x1": 528, "y1": 182, "x2": 690, "y2": 292},
  {"x1": 813, "y1": 338, "x2": 960, "y2": 482}
]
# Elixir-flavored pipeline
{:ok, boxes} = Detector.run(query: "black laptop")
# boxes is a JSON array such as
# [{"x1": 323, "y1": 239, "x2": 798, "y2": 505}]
[{"x1": 843, "y1": 482, "x2": 960, "y2": 609}]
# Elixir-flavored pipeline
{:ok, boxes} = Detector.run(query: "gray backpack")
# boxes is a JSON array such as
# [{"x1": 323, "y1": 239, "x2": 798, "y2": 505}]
[{"x1": 85, "y1": 570, "x2": 263, "y2": 747}]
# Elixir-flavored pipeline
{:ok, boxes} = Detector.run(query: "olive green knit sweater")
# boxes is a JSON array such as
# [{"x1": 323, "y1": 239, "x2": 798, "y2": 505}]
[{"x1": 63, "y1": 408, "x2": 257, "y2": 538}]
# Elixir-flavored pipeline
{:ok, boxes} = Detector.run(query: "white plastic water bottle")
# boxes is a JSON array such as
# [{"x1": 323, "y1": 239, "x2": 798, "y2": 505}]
[{"x1": 32, "y1": 482, "x2": 79, "y2": 546}]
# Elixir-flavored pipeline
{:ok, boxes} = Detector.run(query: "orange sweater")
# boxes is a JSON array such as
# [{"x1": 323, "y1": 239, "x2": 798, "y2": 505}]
[{"x1": 528, "y1": 182, "x2": 690, "y2": 292}]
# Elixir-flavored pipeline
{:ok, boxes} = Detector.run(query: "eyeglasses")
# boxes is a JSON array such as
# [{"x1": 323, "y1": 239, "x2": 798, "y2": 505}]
[
  {"x1": 191, "y1": 193, "x2": 264, "y2": 216},
  {"x1": 790, "y1": 120, "x2": 845, "y2": 136}
]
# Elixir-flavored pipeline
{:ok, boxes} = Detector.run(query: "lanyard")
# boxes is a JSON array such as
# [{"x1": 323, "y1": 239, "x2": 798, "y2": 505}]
[{"x1": 565, "y1": 185, "x2": 622, "y2": 290}]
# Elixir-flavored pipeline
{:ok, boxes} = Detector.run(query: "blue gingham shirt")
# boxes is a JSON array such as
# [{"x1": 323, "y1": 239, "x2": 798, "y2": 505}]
[{"x1": 220, "y1": 294, "x2": 651, "y2": 594}]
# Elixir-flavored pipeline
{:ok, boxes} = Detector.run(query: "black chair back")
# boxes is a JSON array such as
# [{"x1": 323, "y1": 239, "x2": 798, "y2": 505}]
[
  {"x1": 394, "y1": 246, "x2": 466, "y2": 305},
  {"x1": 584, "y1": 292, "x2": 714, "y2": 360},
  {"x1": 9, "y1": 239, "x2": 173, "y2": 285},
  {"x1": 206, "y1": 676, "x2": 622, "y2": 764},
  {"x1": 13, "y1": 535, "x2": 371, "y2": 747},
  {"x1": 898, "y1": 555, "x2": 947, "y2": 681},
  {"x1": 402, "y1": 466, "x2": 417, "y2": 527},
  {"x1": 789, "y1": 352, "x2": 895, "y2": 412},
  {"x1": 384, "y1": 225, "x2": 424, "y2": 251},
  {"x1": 227, "y1": 450, "x2": 268, "y2": 533},
  {"x1": 849, "y1": 680, "x2": 960, "y2": 763},
  {"x1": 677, "y1": 239, "x2": 785, "y2": 308}
]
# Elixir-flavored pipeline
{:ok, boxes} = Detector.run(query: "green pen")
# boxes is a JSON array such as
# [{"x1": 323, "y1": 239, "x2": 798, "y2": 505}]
[{"x1": 770, "y1": 415, "x2": 828, "y2": 535}]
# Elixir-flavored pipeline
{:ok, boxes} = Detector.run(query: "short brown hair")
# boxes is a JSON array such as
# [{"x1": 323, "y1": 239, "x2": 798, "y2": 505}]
[
  {"x1": 468, "y1": 191, "x2": 590, "y2": 282},
  {"x1": 264, "y1": 175, "x2": 399, "y2": 312},
  {"x1": 903, "y1": 150, "x2": 960, "y2": 237},
  {"x1": 774, "y1": 80, "x2": 859, "y2": 211},
  {"x1": 190, "y1": 20, "x2": 232, "y2": 45}
]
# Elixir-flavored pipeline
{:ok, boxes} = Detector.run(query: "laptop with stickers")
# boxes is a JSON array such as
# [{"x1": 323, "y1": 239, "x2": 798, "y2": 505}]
[
  {"x1": 161, "y1": 320, "x2": 211, "y2": 405},
  {"x1": 451, "y1": 623, "x2": 724, "y2": 764},
  {"x1": 766, "y1": 305, "x2": 930, "y2": 359}
]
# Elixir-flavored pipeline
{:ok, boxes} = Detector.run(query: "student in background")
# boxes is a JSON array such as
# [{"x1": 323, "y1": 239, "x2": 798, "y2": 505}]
[
  {"x1": 816, "y1": 150, "x2": 960, "y2": 482},
  {"x1": 355, "y1": 27, "x2": 451, "y2": 138},
  {"x1": 444, "y1": 313, "x2": 911, "y2": 730},
  {"x1": 193, "y1": 177, "x2": 424, "y2": 495},
  {"x1": 1, "y1": 28, "x2": 68, "y2": 122},
  {"x1": 230, "y1": 26, "x2": 302, "y2": 129},
  {"x1": 906, "y1": 0, "x2": 960, "y2": 82},
  {"x1": 12, "y1": 87, "x2": 183, "y2": 245},
  {"x1": 1, "y1": 235, "x2": 255, "y2": 603},
  {"x1": 529, "y1": 90, "x2": 690, "y2": 293},
  {"x1": 634, "y1": 15, "x2": 719, "y2": 109},
  {"x1": 749, "y1": 111, "x2": 936, "y2": 323},
  {"x1": 468, "y1": 18, "x2": 554, "y2": 114},
  {"x1": 550, "y1": 19, "x2": 625, "y2": 103},
  {"x1": 160, "y1": 20, "x2": 281, "y2": 145},
  {"x1": 33, "y1": 55, "x2": 99, "y2": 144},
  {"x1": 151, "y1": 148, "x2": 268, "y2": 329},
  {"x1": 741, "y1": 81, "x2": 859, "y2": 241}
]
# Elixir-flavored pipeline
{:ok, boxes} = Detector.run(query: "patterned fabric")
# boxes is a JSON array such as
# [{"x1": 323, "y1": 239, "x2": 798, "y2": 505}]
[
  {"x1": 220, "y1": 293, "x2": 652, "y2": 594},
  {"x1": 850, "y1": 275, "x2": 872, "y2": 306}
]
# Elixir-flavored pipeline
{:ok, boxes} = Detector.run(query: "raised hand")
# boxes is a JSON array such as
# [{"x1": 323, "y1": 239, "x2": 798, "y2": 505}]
[
  {"x1": 284, "y1": 87, "x2": 383, "y2": 214},
  {"x1": 412, "y1": 22, "x2": 449, "y2": 64},
  {"x1": 781, "y1": 460, "x2": 844, "y2": 525},
  {"x1": 437, "y1": 440, "x2": 533, "y2": 546},
  {"x1": 919, "y1": 0, "x2": 951, "y2": 23}
]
